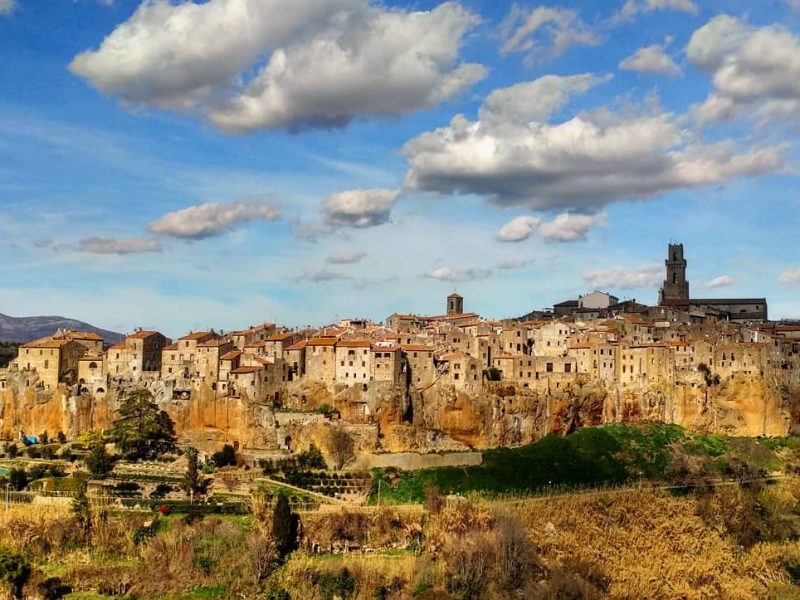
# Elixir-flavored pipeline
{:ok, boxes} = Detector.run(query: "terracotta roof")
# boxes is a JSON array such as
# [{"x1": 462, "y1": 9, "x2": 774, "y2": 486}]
[
  {"x1": 337, "y1": 339, "x2": 372, "y2": 348},
  {"x1": 108, "y1": 342, "x2": 126, "y2": 350},
  {"x1": 255, "y1": 356, "x2": 274, "y2": 366},
  {"x1": 401, "y1": 344, "x2": 434, "y2": 352},
  {"x1": 179, "y1": 331, "x2": 216, "y2": 342},
  {"x1": 439, "y1": 351, "x2": 470, "y2": 361},
  {"x1": 56, "y1": 331, "x2": 104, "y2": 341},
  {"x1": 307, "y1": 337, "x2": 337, "y2": 347},
  {"x1": 162, "y1": 343, "x2": 179, "y2": 351},
  {"x1": 266, "y1": 332, "x2": 293, "y2": 342},
  {"x1": 284, "y1": 340, "x2": 308, "y2": 351},
  {"x1": 221, "y1": 350, "x2": 242, "y2": 361},
  {"x1": 199, "y1": 339, "x2": 231, "y2": 348},
  {"x1": 232, "y1": 366, "x2": 263, "y2": 375},
  {"x1": 127, "y1": 330, "x2": 160, "y2": 340},
  {"x1": 232, "y1": 322, "x2": 275, "y2": 336}
]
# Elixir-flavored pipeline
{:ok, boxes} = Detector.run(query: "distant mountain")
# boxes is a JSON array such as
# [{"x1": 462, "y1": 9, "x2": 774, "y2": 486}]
[{"x1": 0, "y1": 313, "x2": 125, "y2": 344}]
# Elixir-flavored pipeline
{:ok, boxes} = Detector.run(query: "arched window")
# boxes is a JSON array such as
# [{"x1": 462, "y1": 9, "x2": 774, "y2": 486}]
[
  {"x1": 672, "y1": 272, "x2": 678, "y2": 284},
  {"x1": 89, "y1": 362, "x2": 97, "y2": 369}
]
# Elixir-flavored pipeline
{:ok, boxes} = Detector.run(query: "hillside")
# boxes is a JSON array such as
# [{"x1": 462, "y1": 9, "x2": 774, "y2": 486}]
[{"x1": 0, "y1": 312, "x2": 124, "y2": 344}]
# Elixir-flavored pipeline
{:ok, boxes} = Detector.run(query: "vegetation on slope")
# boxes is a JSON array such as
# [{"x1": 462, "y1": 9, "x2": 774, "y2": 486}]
[{"x1": 370, "y1": 422, "x2": 794, "y2": 504}]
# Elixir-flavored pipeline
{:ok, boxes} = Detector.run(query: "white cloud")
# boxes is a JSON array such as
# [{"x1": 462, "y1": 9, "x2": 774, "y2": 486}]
[
  {"x1": 402, "y1": 74, "x2": 784, "y2": 212},
  {"x1": 295, "y1": 268, "x2": 352, "y2": 283},
  {"x1": 149, "y1": 200, "x2": 280, "y2": 239},
  {"x1": 620, "y1": 44, "x2": 681, "y2": 76},
  {"x1": 618, "y1": 0, "x2": 698, "y2": 21},
  {"x1": 327, "y1": 250, "x2": 367, "y2": 265},
  {"x1": 583, "y1": 263, "x2": 663, "y2": 290},
  {"x1": 480, "y1": 73, "x2": 610, "y2": 125},
  {"x1": 496, "y1": 216, "x2": 541, "y2": 242},
  {"x1": 424, "y1": 266, "x2": 492, "y2": 282},
  {"x1": 70, "y1": 0, "x2": 484, "y2": 132},
  {"x1": 706, "y1": 275, "x2": 735, "y2": 289},
  {"x1": 500, "y1": 6, "x2": 599, "y2": 65},
  {"x1": 780, "y1": 268, "x2": 800, "y2": 285},
  {"x1": 322, "y1": 189, "x2": 399, "y2": 229},
  {"x1": 0, "y1": 0, "x2": 16, "y2": 15},
  {"x1": 79, "y1": 237, "x2": 161, "y2": 255},
  {"x1": 538, "y1": 212, "x2": 604, "y2": 242},
  {"x1": 687, "y1": 15, "x2": 800, "y2": 126},
  {"x1": 496, "y1": 212, "x2": 603, "y2": 242}
]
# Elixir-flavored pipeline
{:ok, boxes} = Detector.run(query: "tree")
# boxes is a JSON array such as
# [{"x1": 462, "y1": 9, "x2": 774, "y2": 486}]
[
  {"x1": 38, "y1": 431, "x2": 49, "y2": 445},
  {"x1": 84, "y1": 442, "x2": 114, "y2": 479},
  {"x1": 5, "y1": 443, "x2": 17, "y2": 459},
  {"x1": 72, "y1": 476, "x2": 92, "y2": 537},
  {"x1": 8, "y1": 469, "x2": 27, "y2": 492},
  {"x1": 211, "y1": 444, "x2": 237, "y2": 468},
  {"x1": 298, "y1": 443, "x2": 326, "y2": 470},
  {"x1": 180, "y1": 447, "x2": 208, "y2": 496},
  {"x1": 272, "y1": 491, "x2": 297, "y2": 558},
  {"x1": 108, "y1": 389, "x2": 177, "y2": 460},
  {"x1": 326, "y1": 428, "x2": 355, "y2": 471}
]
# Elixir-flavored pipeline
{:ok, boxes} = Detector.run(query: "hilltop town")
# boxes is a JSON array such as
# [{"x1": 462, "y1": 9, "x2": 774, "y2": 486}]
[{"x1": 1, "y1": 244, "x2": 799, "y2": 461}]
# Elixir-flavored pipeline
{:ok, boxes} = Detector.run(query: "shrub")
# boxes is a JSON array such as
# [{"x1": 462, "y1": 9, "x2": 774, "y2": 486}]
[
  {"x1": 298, "y1": 444, "x2": 326, "y2": 470},
  {"x1": 85, "y1": 443, "x2": 115, "y2": 479},
  {"x1": 443, "y1": 533, "x2": 495, "y2": 600},
  {"x1": 151, "y1": 483, "x2": 173, "y2": 499},
  {"x1": 318, "y1": 568, "x2": 357, "y2": 600},
  {"x1": 266, "y1": 588, "x2": 290, "y2": 600},
  {"x1": 157, "y1": 505, "x2": 172, "y2": 516},
  {"x1": 8, "y1": 469, "x2": 27, "y2": 491},
  {"x1": 56, "y1": 432, "x2": 67, "y2": 444},
  {"x1": 0, "y1": 547, "x2": 31, "y2": 599},
  {"x1": 212, "y1": 444, "x2": 237, "y2": 468}
]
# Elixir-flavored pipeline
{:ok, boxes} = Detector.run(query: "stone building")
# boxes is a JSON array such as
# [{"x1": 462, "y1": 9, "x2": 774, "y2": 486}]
[
  {"x1": 16, "y1": 336, "x2": 86, "y2": 389},
  {"x1": 305, "y1": 337, "x2": 337, "y2": 384},
  {"x1": 403, "y1": 344, "x2": 436, "y2": 388},
  {"x1": 447, "y1": 293, "x2": 464, "y2": 316},
  {"x1": 335, "y1": 339, "x2": 372, "y2": 387},
  {"x1": 658, "y1": 243, "x2": 768, "y2": 322},
  {"x1": 107, "y1": 330, "x2": 169, "y2": 380}
]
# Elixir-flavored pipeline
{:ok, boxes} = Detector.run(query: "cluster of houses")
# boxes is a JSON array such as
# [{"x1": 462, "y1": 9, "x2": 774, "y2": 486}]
[
  {"x1": 3, "y1": 289, "x2": 800, "y2": 405},
  {"x1": 2, "y1": 244, "x2": 797, "y2": 402}
]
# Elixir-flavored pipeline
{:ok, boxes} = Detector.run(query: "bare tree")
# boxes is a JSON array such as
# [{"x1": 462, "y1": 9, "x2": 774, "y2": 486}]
[{"x1": 326, "y1": 427, "x2": 355, "y2": 471}]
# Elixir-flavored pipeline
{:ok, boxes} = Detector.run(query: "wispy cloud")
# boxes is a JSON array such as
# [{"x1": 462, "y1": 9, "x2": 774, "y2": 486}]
[
  {"x1": 78, "y1": 237, "x2": 161, "y2": 255},
  {"x1": 327, "y1": 250, "x2": 367, "y2": 265},
  {"x1": 583, "y1": 263, "x2": 662, "y2": 290},
  {"x1": 150, "y1": 200, "x2": 280, "y2": 239},
  {"x1": 705, "y1": 275, "x2": 735, "y2": 289}
]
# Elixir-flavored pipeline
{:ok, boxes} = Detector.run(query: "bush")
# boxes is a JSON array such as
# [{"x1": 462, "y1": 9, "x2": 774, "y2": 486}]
[
  {"x1": 0, "y1": 547, "x2": 31, "y2": 598},
  {"x1": 56, "y1": 432, "x2": 67, "y2": 444},
  {"x1": 212, "y1": 444, "x2": 237, "y2": 468},
  {"x1": 4, "y1": 443, "x2": 17, "y2": 459},
  {"x1": 318, "y1": 568, "x2": 357, "y2": 600},
  {"x1": 85, "y1": 443, "x2": 115, "y2": 479},
  {"x1": 298, "y1": 444, "x2": 327, "y2": 470},
  {"x1": 26, "y1": 446, "x2": 41, "y2": 459},
  {"x1": 151, "y1": 483, "x2": 173, "y2": 499},
  {"x1": 8, "y1": 469, "x2": 27, "y2": 492},
  {"x1": 266, "y1": 588, "x2": 290, "y2": 600}
]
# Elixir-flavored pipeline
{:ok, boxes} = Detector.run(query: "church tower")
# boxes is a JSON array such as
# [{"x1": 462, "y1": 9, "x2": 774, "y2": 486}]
[
  {"x1": 447, "y1": 293, "x2": 464, "y2": 316},
  {"x1": 659, "y1": 243, "x2": 689, "y2": 304}
]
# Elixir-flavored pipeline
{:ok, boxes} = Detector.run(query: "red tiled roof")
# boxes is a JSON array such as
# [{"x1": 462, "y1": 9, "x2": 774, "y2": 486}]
[
  {"x1": 232, "y1": 366, "x2": 263, "y2": 374},
  {"x1": 221, "y1": 350, "x2": 242, "y2": 361},
  {"x1": 307, "y1": 337, "x2": 337, "y2": 347},
  {"x1": 337, "y1": 339, "x2": 372, "y2": 348},
  {"x1": 179, "y1": 331, "x2": 216, "y2": 342},
  {"x1": 127, "y1": 330, "x2": 160, "y2": 340},
  {"x1": 284, "y1": 340, "x2": 307, "y2": 351}
]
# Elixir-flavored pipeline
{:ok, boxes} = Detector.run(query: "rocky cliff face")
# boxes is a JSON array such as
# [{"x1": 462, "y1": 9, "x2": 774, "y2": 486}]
[{"x1": 2, "y1": 370, "x2": 798, "y2": 451}]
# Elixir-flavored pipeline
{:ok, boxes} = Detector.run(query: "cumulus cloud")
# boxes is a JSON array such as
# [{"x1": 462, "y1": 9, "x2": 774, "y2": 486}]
[
  {"x1": 780, "y1": 268, "x2": 800, "y2": 285},
  {"x1": 705, "y1": 275, "x2": 735, "y2": 289},
  {"x1": 618, "y1": 0, "x2": 698, "y2": 21},
  {"x1": 497, "y1": 212, "x2": 603, "y2": 242},
  {"x1": 538, "y1": 213, "x2": 604, "y2": 241},
  {"x1": 322, "y1": 189, "x2": 399, "y2": 229},
  {"x1": 583, "y1": 263, "x2": 663, "y2": 290},
  {"x1": 0, "y1": 0, "x2": 15, "y2": 15},
  {"x1": 688, "y1": 15, "x2": 800, "y2": 126},
  {"x1": 149, "y1": 200, "x2": 280, "y2": 239},
  {"x1": 620, "y1": 44, "x2": 681, "y2": 76},
  {"x1": 70, "y1": 0, "x2": 484, "y2": 132},
  {"x1": 402, "y1": 73, "x2": 783, "y2": 212},
  {"x1": 425, "y1": 266, "x2": 492, "y2": 282},
  {"x1": 327, "y1": 250, "x2": 367, "y2": 265},
  {"x1": 480, "y1": 73, "x2": 610, "y2": 125},
  {"x1": 496, "y1": 216, "x2": 541, "y2": 242},
  {"x1": 500, "y1": 6, "x2": 599, "y2": 65},
  {"x1": 78, "y1": 237, "x2": 161, "y2": 255}
]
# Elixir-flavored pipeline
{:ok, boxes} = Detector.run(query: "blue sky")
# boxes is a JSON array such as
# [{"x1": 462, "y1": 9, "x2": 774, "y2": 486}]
[{"x1": 1, "y1": 0, "x2": 799, "y2": 337}]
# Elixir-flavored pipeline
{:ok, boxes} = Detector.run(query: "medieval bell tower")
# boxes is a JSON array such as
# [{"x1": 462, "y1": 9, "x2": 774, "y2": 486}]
[
  {"x1": 447, "y1": 293, "x2": 464, "y2": 316},
  {"x1": 659, "y1": 243, "x2": 689, "y2": 304}
]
